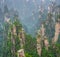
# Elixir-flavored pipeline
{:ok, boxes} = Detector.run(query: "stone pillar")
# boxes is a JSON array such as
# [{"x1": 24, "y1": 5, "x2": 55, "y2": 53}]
[
  {"x1": 41, "y1": 24, "x2": 45, "y2": 37},
  {"x1": 18, "y1": 28, "x2": 25, "y2": 57},
  {"x1": 37, "y1": 24, "x2": 49, "y2": 56},
  {"x1": 44, "y1": 36, "x2": 49, "y2": 50},
  {"x1": 20, "y1": 28, "x2": 25, "y2": 48},
  {"x1": 13, "y1": 25, "x2": 16, "y2": 35},
  {"x1": 37, "y1": 30, "x2": 42, "y2": 56},
  {"x1": 17, "y1": 49, "x2": 25, "y2": 57},
  {"x1": 52, "y1": 21, "x2": 60, "y2": 44},
  {"x1": 41, "y1": 24, "x2": 49, "y2": 50},
  {"x1": 11, "y1": 25, "x2": 16, "y2": 57},
  {"x1": 37, "y1": 44, "x2": 41, "y2": 56}
]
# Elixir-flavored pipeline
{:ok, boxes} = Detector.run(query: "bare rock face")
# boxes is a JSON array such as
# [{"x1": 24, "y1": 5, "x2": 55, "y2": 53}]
[
  {"x1": 40, "y1": 24, "x2": 45, "y2": 37},
  {"x1": 44, "y1": 36, "x2": 49, "y2": 50},
  {"x1": 37, "y1": 44, "x2": 42, "y2": 56},
  {"x1": 41, "y1": 24, "x2": 49, "y2": 50},
  {"x1": 20, "y1": 28, "x2": 25, "y2": 48},
  {"x1": 11, "y1": 25, "x2": 16, "y2": 57},
  {"x1": 37, "y1": 24, "x2": 49, "y2": 56},
  {"x1": 37, "y1": 30, "x2": 42, "y2": 56},
  {"x1": 17, "y1": 49, "x2": 25, "y2": 57},
  {"x1": 52, "y1": 21, "x2": 60, "y2": 44},
  {"x1": 13, "y1": 25, "x2": 17, "y2": 35},
  {"x1": 17, "y1": 28, "x2": 25, "y2": 57}
]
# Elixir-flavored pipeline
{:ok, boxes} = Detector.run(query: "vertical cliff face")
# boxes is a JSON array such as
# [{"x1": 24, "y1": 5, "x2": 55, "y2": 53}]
[
  {"x1": 37, "y1": 30, "x2": 42, "y2": 56},
  {"x1": 37, "y1": 23, "x2": 50, "y2": 56},
  {"x1": 52, "y1": 18, "x2": 60, "y2": 44},
  {"x1": 53, "y1": 22, "x2": 60, "y2": 43}
]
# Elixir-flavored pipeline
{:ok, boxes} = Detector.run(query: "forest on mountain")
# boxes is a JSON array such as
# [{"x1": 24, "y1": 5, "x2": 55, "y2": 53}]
[
  {"x1": 1, "y1": 6, "x2": 60, "y2": 57},
  {"x1": 1, "y1": 14, "x2": 60, "y2": 57},
  {"x1": 1, "y1": 17, "x2": 60, "y2": 57},
  {"x1": 0, "y1": 0, "x2": 60, "y2": 57}
]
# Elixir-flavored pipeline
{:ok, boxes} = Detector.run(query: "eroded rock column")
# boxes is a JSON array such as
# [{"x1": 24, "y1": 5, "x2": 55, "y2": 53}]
[
  {"x1": 52, "y1": 19, "x2": 60, "y2": 44},
  {"x1": 11, "y1": 25, "x2": 16, "y2": 57},
  {"x1": 18, "y1": 28, "x2": 25, "y2": 57},
  {"x1": 37, "y1": 30, "x2": 42, "y2": 56}
]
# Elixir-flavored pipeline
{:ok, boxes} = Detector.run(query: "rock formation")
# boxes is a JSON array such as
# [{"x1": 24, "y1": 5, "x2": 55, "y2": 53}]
[
  {"x1": 37, "y1": 23, "x2": 49, "y2": 56},
  {"x1": 11, "y1": 24, "x2": 16, "y2": 57},
  {"x1": 37, "y1": 30, "x2": 42, "y2": 56},
  {"x1": 17, "y1": 28, "x2": 25, "y2": 57},
  {"x1": 52, "y1": 18, "x2": 60, "y2": 44},
  {"x1": 17, "y1": 49, "x2": 25, "y2": 57}
]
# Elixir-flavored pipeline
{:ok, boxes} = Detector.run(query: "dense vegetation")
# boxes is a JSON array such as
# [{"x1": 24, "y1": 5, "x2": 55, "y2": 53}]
[
  {"x1": 1, "y1": 5, "x2": 60, "y2": 57},
  {"x1": 2, "y1": 17, "x2": 60, "y2": 57}
]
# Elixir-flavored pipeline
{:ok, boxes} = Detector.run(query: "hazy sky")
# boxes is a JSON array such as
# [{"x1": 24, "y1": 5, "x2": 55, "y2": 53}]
[
  {"x1": 0, "y1": 0, "x2": 60, "y2": 20},
  {"x1": 0, "y1": 0, "x2": 60, "y2": 35}
]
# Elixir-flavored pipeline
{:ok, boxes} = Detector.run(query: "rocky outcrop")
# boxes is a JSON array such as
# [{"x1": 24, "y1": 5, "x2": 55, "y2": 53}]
[{"x1": 52, "y1": 19, "x2": 60, "y2": 44}]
